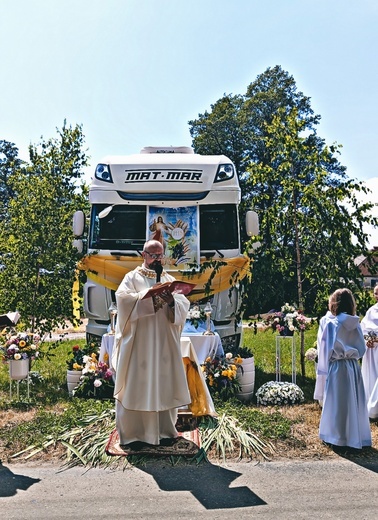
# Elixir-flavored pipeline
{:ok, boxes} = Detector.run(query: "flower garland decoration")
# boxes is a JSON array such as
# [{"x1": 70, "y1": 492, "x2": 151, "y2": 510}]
[
  {"x1": 256, "y1": 381, "x2": 304, "y2": 406},
  {"x1": 73, "y1": 353, "x2": 114, "y2": 399},
  {"x1": 66, "y1": 342, "x2": 99, "y2": 371},
  {"x1": 186, "y1": 304, "x2": 207, "y2": 329},
  {"x1": 364, "y1": 331, "x2": 378, "y2": 349},
  {"x1": 201, "y1": 353, "x2": 243, "y2": 400},
  {"x1": 263, "y1": 303, "x2": 313, "y2": 334},
  {"x1": 0, "y1": 332, "x2": 40, "y2": 362}
]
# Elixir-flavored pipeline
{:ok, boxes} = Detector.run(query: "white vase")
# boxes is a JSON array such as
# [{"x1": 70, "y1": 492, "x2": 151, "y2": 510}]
[
  {"x1": 67, "y1": 370, "x2": 83, "y2": 396},
  {"x1": 236, "y1": 357, "x2": 255, "y2": 403},
  {"x1": 9, "y1": 358, "x2": 30, "y2": 380}
]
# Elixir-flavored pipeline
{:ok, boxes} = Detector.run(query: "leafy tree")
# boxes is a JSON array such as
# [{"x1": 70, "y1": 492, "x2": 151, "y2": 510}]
[
  {"x1": 0, "y1": 122, "x2": 89, "y2": 335},
  {"x1": 188, "y1": 66, "x2": 377, "y2": 374},
  {"x1": 0, "y1": 140, "x2": 23, "y2": 222}
]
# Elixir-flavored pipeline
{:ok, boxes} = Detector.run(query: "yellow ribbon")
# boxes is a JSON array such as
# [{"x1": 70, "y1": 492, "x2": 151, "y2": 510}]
[{"x1": 78, "y1": 254, "x2": 251, "y2": 301}]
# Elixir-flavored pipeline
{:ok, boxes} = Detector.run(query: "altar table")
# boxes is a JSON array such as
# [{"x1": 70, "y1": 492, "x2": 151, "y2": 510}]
[
  {"x1": 181, "y1": 333, "x2": 222, "y2": 364},
  {"x1": 99, "y1": 333, "x2": 216, "y2": 416}
]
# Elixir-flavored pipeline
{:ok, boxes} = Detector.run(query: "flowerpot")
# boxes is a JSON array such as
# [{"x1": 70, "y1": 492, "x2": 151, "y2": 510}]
[
  {"x1": 9, "y1": 359, "x2": 30, "y2": 380},
  {"x1": 280, "y1": 327, "x2": 294, "y2": 337},
  {"x1": 236, "y1": 357, "x2": 255, "y2": 403},
  {"x1": 67, "y1": 370, "x2": 83, "y2": 396}
]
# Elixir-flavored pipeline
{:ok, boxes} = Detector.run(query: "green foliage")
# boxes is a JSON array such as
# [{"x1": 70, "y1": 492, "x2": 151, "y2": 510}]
[
  {"x1": 188, "y1": 65, "x2": 377, "y2": 318},
  {"x1": 0, "y1": 122, "x2": 90, "y2": 334},
  {"x1": 0, "y1": 328, "x2": 321, "y2": 465}
]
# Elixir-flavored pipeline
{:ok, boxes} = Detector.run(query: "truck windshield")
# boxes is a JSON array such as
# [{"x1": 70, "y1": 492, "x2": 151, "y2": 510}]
[
  {"x1": 89, "y1": 203, "x2": 239, "y2": 251},
  {"x1": 90, "y1": 205, "x2": 146, "y2": 251},
  {"x1": 199, "y1": 204, "x2": 239, "y2": 250}
]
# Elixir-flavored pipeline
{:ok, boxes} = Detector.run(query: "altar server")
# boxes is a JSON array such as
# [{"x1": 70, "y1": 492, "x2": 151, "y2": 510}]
[{"x1": 317, "y1": 288, "x2": 371, "y2": 449}]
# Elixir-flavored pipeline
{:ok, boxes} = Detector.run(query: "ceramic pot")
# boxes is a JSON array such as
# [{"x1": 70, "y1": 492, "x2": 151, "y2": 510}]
[
  {"x1": 236, "y1": 357, "x2": 255, "y2": 403},
  {"x1": 8, "y1": 358, "x2": 30, "y2": 380},
  {"x1": 67, "y1": 369, "x2": 83, "y2": 396}
]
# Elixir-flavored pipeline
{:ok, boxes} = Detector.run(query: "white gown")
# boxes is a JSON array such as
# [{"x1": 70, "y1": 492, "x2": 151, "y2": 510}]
[
  {"x1": 112, "y1": 266, "x2": 191, "y2": 446},
  {"x1": 317, "y1": 313, "x2": 371, "y2": 449},
  {"x1": 361, "y1": 303, "x2": 378, "y2": 419},
  {"x1": 314, "y1": 311, "x2": 333, "y2": 404}
]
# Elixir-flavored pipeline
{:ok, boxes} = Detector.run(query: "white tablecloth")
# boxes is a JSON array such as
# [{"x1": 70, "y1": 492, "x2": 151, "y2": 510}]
[{"x1": 181, "y1": 333, "x2": 221, "y2": 364}]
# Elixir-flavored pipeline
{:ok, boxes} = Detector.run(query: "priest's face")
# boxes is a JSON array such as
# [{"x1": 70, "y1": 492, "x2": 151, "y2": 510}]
[
  {"x1": 142, "y1": 243, "x2": 164, "y2": 270},
  {"x1": 374, "y1": 286, "x2": 378, "y2": 300}
]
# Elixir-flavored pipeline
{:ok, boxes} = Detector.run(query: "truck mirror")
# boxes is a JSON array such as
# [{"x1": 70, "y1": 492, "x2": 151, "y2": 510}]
[
  {"x1": 246, "y1": 211, "x2": 259, "y2": 237},
  {"x1": 73, "y1": 239, "x2": 83, "y2": 253},
  {"x1": 73, "y1": 210, "x2": 85, "y2": 237}
]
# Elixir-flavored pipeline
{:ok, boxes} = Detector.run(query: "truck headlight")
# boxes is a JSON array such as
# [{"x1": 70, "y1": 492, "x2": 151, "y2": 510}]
[
  {"x1": 95, "y1": 164, "x2": 113, "y2": 183},
  {"x1": 214, "y1": 163, "x2": 235, "y2": 183}
]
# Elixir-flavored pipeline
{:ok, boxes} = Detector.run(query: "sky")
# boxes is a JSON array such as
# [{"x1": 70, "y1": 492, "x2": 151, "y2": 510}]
[{"x1": 1, "y1": 0, "x2": 377, "y2": 244}]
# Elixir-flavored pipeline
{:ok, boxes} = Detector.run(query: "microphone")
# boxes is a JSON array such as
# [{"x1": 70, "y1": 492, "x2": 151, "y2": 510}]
[{"x1": 154, "y1": 263, "x2": 163, "y2": 283}]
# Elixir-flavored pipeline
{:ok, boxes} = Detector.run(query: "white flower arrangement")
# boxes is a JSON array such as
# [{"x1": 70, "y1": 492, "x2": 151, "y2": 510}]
[
  {"x1": 256, "y1": 381, "x2": 304, "y2": 406},
  {"x1": 186, "y1": 305, "x2": 207, "y2": 328},
  {"x1": 305, "y1": 347, "x2": 318, "y2": 362}
]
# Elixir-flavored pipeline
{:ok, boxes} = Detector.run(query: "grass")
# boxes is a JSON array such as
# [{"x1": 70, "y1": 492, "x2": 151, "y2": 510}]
[{"x1": 1, "y1": 325, "x2": 377, "y2": 467}]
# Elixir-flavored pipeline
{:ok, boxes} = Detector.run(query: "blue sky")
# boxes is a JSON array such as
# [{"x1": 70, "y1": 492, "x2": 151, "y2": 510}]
[{"x1": 1, "y1": 0, "x2": 377, "y2": 243}]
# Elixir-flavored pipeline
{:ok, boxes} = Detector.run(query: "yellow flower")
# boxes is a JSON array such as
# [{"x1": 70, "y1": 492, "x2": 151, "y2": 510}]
[
  {"x1": 73, "y1": 362, "x2": 82, "y2": 370},
  {"x1": 19, "y1": 340, "x2": 26, "y2": 347}
]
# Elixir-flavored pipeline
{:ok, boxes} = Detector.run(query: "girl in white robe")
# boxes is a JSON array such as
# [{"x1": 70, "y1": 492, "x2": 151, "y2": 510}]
[
  {"x1": 318, "y1": 288, "x2": 371, "y2": 449},
  {"x1": 360, "y1": 289, "x2": 378, "y2": 419}
]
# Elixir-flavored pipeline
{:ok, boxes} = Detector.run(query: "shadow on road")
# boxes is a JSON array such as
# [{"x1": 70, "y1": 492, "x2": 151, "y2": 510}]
[
  {"x1": 332, "y1": 446, "x2": 378, "y2": 473},
  {"x1": 0, "y1": 462, "x2": 40, "y2": 497},
  {"x1": 139, "y1": 461, "x2": 266, "y2": 510}
]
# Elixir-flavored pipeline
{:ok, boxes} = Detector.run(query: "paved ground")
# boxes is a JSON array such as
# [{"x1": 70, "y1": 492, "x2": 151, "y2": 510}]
[{"x1": 1, "y1": 458, "x2": 378, "y2": 519}]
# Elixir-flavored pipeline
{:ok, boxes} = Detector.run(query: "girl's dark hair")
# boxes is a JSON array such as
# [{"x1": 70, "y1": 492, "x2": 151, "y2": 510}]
[{"x1": 328, "y1": 288, "x2": 356, "y2": 316}]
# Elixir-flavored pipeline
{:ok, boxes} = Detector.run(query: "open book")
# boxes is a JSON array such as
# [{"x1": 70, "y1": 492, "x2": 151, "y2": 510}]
[
  {"x1": 142, "y1": 281, "x2": 196, "y2": 299},
  {"x1": 0, "y1": 311, "x2": 21, "y2": 329}
]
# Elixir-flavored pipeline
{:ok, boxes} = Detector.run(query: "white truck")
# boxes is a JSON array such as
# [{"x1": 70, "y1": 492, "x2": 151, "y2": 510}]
[{"x1": 73, "y1": 146, "x2": 258, "y2": 349}]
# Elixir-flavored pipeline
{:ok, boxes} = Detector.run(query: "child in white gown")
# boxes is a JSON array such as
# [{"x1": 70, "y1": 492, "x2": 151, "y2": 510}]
[{"x1": 317, "y1": 288, "x2": 371, "y2": 449}]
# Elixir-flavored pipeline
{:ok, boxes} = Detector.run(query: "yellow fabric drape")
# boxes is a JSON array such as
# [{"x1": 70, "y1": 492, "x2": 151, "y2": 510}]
[
  {"x1": 78, "y1": 254, "x2": 251, "y2": 300},
  {"x1": 183, "y1": 357, "x2": 213, "y2": 416}
]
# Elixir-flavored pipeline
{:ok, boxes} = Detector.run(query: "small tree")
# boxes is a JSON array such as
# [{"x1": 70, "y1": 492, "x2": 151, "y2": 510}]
[{"x1": 0, "y1": 122, "x2": 89, "y2": 334}]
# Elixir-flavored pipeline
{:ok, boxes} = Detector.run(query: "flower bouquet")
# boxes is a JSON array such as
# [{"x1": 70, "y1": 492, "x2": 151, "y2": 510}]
[
  {"x1": 201, "y1": 353, "x2": 243, "y2": 400},
  {"x1": 66, "y1": 342, "x2": 98, "y2": 371},
  {"x1": 263, "y1": 303, "x2": 312, "y2": 335},
  {"x1": 305, "y1": 347, "x2": 318, "y2": 362},
  {"x1": 186, "y1": 305, "x2": 207, "y2": 329},
  {"x1": 364, "y1": 331, "x2": 378, "y2": 349},
  {"x1": 73, "y1": 353, "x2": 114, "y2": 399},
  {"x1": 256, "y1": 381, "x2": 304, "y2": 406},
  {"x1": 0, "y1": 332, "x2": 40, "y2": 362}
]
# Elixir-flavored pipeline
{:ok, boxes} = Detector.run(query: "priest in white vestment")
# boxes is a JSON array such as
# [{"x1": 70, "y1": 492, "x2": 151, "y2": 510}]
[
  {"x1": 112, "y1": 239, "x2": 191, "y2": 448},
  {"x1": 317, "y1": 288, "x2": 371, "y2": 449},
  {"x1": 361, "y1": 285, "x2": 378, "y2": 419}
]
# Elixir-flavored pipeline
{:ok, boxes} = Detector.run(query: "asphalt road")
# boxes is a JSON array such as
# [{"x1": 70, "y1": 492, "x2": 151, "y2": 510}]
[{"x1": 1, "y1": 458, "x2": 378, "y2": 519}]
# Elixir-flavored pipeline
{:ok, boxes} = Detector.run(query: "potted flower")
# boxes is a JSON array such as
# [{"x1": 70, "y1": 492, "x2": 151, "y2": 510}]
[
  {"x1": 263, "y1": 303, "x2": 313, "y2": 336},
  {"x1": 219, "y1": 345, "x2": 255, "y2": 403},
  {"x1": 66, "y1": 342, "x2": 99, "y2": 395},
  {"x1": 256, "y1": 381, "x2": 304, "y2": 406},
  {"x1": 0, "y1": 332, "x2": 40, "y2": 380},
  {"x1": 201, "y1": 353, "x2": 243, "y2": 400},
  {"x1": 73, "y1": 354, "x2": 114, "y2": 399}
]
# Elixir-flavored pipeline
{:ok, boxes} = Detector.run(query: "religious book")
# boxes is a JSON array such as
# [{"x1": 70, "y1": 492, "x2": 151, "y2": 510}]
[
  {"x1": 142, "y1": 280, "x2": 196, "y2": 299},
  {"x1": 0, "y1": 311, "x2": 20, "y2": 328}
]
